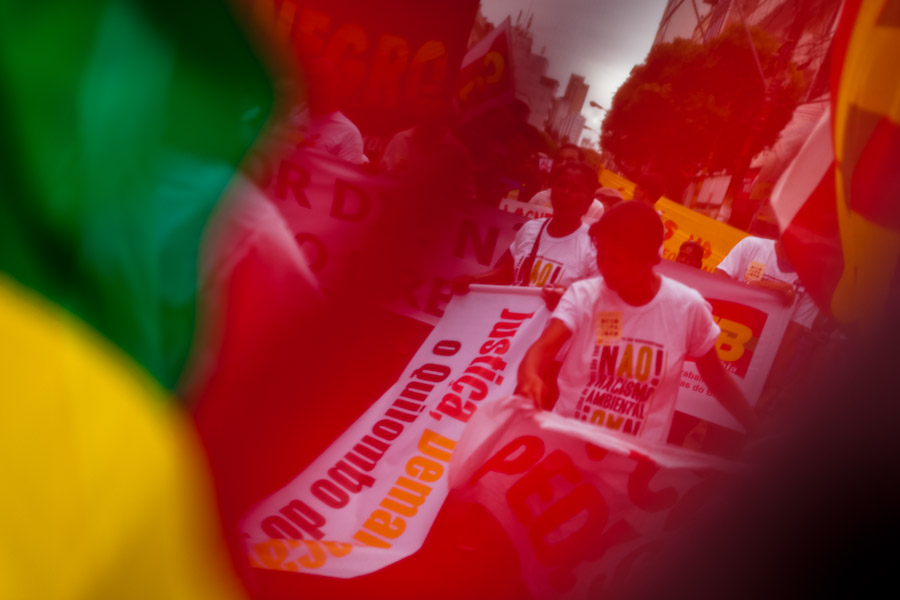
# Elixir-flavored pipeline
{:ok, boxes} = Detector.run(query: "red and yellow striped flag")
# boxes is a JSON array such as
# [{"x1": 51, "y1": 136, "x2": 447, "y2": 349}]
[{"x1": 773, "y1": 0, "x2": 900, "y2": 325}]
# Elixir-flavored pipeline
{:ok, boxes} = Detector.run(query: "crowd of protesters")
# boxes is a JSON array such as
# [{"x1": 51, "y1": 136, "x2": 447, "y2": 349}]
[{"x1": 270, "y1": 56, "x2": 843, "y2": 455}]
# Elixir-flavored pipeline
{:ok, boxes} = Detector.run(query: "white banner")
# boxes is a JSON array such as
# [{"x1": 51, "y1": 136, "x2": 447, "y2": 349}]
[
  {"x1": 659, "y1": 261, "x2": 793, "y2": 430},
  {"x1": 499, "y1": 197, "x2": 554, "y2": 220},
  {"x1": 448, "y1": 395, "x2": 733, "y2": 600},
  {"x1": 241, "y1": 268, "x2": 791, "y2": 578},
  {"x1": 242, "y1": 285, "x2": 549, "y2": 577},
  {"x1": 259, "y1": 147, "x2": 527, "y2": 325}
]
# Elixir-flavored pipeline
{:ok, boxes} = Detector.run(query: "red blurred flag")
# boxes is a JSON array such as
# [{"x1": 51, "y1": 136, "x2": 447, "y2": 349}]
[{"x1": 772, "y1": 0, "x2": 900, "y2": 325}]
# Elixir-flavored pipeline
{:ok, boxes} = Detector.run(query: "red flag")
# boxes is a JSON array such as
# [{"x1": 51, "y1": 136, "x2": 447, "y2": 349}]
[{"x1": 772, "y1": 0, "x2": 900, "y2": 325}]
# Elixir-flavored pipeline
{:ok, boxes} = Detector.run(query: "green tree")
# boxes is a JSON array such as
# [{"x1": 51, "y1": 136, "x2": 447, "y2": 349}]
[{"x1": 600, "y1": 24, "x2": 805, "y2": 199}]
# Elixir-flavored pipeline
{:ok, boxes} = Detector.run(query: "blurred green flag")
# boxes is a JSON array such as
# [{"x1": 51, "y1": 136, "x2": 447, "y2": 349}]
[{"x1": 0, "y1": 0, "x2": 272, "y2": 390}]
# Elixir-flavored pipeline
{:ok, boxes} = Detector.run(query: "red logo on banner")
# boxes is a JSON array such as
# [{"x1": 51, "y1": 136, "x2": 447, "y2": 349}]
[{"x1": 708, "y1": 300, "x2": 767, "y2": 378}]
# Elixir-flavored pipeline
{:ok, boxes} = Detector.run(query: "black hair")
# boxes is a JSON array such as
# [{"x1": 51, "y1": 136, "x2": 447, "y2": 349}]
[
  {"x1": 589, "y1": 200, "x2": 664, "y2": 260},
  {"x1": 549, "y1": 161, "x2": 597, "y2": 191},
  {"x1": 555, "y1": 143, "x2": 585, "y2": 161}
]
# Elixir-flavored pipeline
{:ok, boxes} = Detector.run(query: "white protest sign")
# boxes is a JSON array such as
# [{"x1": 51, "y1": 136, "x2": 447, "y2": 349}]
[
  {"x1": 239, "y1": 272, "x2": 788, "y2": 582},
  {"x1": 242, "y1": 285, "x2": 549, "y2": 577},
  {"x1": 499, "y1": 197, "x2": 553, "y2": 220}
]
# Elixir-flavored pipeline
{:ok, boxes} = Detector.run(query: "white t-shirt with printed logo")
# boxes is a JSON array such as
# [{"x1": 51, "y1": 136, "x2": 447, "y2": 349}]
[
  {"x1": 509, "y1": 218, "x2": 599, "y2": 288},
  {"x1": 717, "y1": 237, "x2": 818, "y2": 328},
  {"x1": 551, "y1": 275, "x2": 721, "y2": 442},
  {"x1": 285, "y1": 108, "x2": 366, "y2": 164}
]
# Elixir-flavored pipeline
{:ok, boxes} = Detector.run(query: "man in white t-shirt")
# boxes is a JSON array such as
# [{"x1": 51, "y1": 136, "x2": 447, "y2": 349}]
[
  {"x1": 517, "y1": 201, "x2": 759, "y2": 442},
  {"x1": 451, "y1": 161, "x2": 599, "y2": 310},
  {"x1": 274, "y1": 57, "x2": 367, "y2": 165},
  {"x1": 286, "y1": 108, "x2": 366, "y2": 164},
  {"x1": 716, "y1": 235, "x2": 819, "y2": 413},
  {"x1": 716, "y1": 236, "x2": 818, "y2": 328}
]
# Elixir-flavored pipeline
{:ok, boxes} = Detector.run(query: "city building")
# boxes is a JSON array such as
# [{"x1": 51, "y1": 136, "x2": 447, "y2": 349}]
[
  {"x1": 467, "y1": 9, "x2": 560, "y2": 133},
  {"x1": 547, "y1": 74, "x2": 589, "y2": 143},
  {"x1": 508, "y1": 16, "x2": 560, "y2": 132},
  {"x1": 469, "y1": 9, "x2": 592, "y2": 147}
]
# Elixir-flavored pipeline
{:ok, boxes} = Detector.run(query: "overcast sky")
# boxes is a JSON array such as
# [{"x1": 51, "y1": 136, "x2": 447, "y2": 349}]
[{"x1": 479, "y1": 0, "x2": 673, "y2": 132}]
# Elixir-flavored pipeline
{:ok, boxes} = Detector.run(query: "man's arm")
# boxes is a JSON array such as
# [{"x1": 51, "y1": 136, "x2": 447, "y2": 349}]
[
  {"x1": 745, "y1": 279, "x2": 796, "y2": 306},
  {"x1": 694, "y1": 347, "x2": 760, "y2": 435},
  {"x1": 540, "y1": 283, "x2": 566, "y2": 310},
  {"x1": 716, "y1": 268, "x2": 795, "y2": 306},
  {"x1": 516, "y1": 318, "x2": 572, "y2": 410}
]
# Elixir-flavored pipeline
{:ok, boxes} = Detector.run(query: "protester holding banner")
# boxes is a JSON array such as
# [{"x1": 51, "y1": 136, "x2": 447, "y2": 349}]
[
  {"x1": 716, "y1": 236, "x2": 817, "y2": 323},
  {"x1": 517, "y1": 201, "x2": 759, "y2": 441},
  {"x1": 716, "y1": 235, "x2": 819, "y2": 413},
  {"x1": 451, "y1": 161, "x2": 600, "y2": 309}
]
